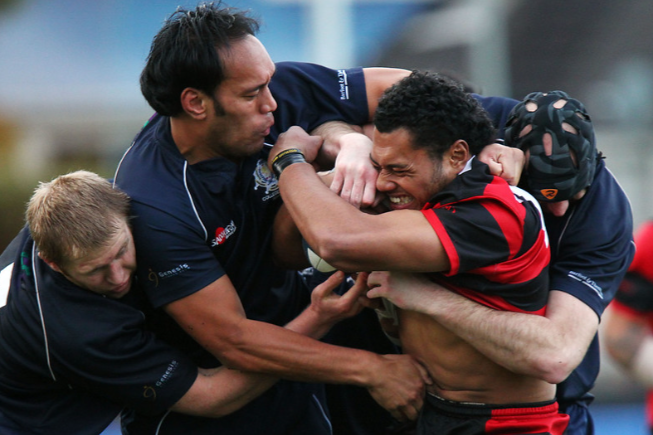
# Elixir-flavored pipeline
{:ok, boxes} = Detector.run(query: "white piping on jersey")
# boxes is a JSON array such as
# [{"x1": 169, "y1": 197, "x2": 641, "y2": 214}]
[
  {"x1": 312, "y1": 393, "x2": 333, "y2": 434},
  {"x1": 509, "y1": 184, "x2": 549, "y2": 248},
  {"x1": 32, "y1": 244, "x2": 57, "y2": 382},
  {"x1": 183, "y1": 161, "x2": 208, "y2": 241},
  {"x1": 112, "y1": 141, "x2": 134, "y2": 190},
  {"x1": 154, "y1": 409, "x2": 171, "y2": 435}
]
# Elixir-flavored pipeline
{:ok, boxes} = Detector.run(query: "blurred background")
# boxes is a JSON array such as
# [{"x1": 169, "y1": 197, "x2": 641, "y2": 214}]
[{"x1": 0, "y1": 0, "x2": 650, "y2": 433}]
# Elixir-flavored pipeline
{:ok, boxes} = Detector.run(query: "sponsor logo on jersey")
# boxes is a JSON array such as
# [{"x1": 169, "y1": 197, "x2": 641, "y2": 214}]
[
  {"x1": 443, "y1": 205, "x2": 456, "y2": 213},
  {"x1": 212, "y1": 221, "x2": 237, "y2": 247},
  {"x1": 253, "y1": 159, "x2": 279, "y2": 201},
  {"x1": 337, "y1": 69, "x2": 350, "y2": 100},
  {"x1": 156, "y1": 360, "x2": 179, "y2": 388},
  {"x1": 149, "y1": 264, "x2": 191, "y2": 286},
  {"x1": 143, "y1": 385, "x2": 156, "y2": 401},
  {"x1": 540, "y1": 188, "x2": 558, "y2": 200},
  {"x1": 568, "y1": 270, "x2": 603, "y2": 298}
]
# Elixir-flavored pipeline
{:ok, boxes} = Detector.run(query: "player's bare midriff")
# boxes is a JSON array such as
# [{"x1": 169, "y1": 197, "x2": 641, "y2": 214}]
[{"x1": 399, "y1": 310, "x2": 556, "y2": 405}]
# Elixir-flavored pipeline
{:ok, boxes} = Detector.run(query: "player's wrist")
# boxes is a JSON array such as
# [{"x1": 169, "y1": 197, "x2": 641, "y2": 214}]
[{"x1": 271, "y1": 148, "x2": 306, "y2": 178}]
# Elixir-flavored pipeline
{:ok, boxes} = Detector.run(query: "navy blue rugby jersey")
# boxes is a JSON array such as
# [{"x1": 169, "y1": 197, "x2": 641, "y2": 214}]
[
  {"x1": 421, "y1": 158, "x2": 551, "y2": 315},
  {"x1": 113, "y1": 62, "x2": 368, "y2": 327},
  {"x1": 0, "y1": 228, "x2": 197, "y2": 435},
  {"x1": 472, "y1": 94, "x2": 518, "y2": 139},
  {"x1": 547, "y1": 159, "x2": 635, "y2": 403}
]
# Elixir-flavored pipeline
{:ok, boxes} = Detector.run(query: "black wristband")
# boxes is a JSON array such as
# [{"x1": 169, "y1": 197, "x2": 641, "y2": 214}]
[{"x1": 272, "y1": 149, "x2": 306, "y2": 178}]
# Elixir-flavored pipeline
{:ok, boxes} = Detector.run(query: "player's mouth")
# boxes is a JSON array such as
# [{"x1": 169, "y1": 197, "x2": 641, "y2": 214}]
[
  {"x1": 109, "y1": 281, "x2": 131, "y2": 298},
  {"x1": 388, "y1": 195, "x2": 416, "y2": 210},
  {"x1": 262, "y1": 117, "x2": 274, "y2": 136}
]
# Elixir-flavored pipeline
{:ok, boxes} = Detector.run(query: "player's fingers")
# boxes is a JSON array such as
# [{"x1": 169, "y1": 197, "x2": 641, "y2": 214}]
[
  {"x1": 313, "y1": 271, "x2": 345, "y2": 299},
  {"x1": 485, "y1": 158, "x2": 503, "y2": 178},
  {"x1": 339, "y1": 272, "x2": 369, "y2": 303},
  {"x1": 415, "y1": 361, "x2": 433, "y2": 385},
  {"x1": 338, "y1": 176, "x2": 355, "y2": 204},
  {"x1": 330, "y1": 171, "x2": 344, "y2": 195},
  {"x1": 349, "y1": 178, "x2": 366, "y2": 209}
]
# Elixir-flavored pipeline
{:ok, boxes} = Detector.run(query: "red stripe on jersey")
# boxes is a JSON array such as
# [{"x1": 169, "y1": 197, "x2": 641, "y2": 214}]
[
  {"x1": 422, "y1": 208, "x2": 461, "y2": 275},
  {"x1": 472, "y1": 228, "x2": 550, "y2": 284},
  {"x1": 485, "y1": 402, "x2": 569, "y2": 434},
  {"x1": 481, "y1": 177, "x2": 526, "y2": 258},
  {"x1": 450, "y1": 285, "x2": 546, "y2": 315}
]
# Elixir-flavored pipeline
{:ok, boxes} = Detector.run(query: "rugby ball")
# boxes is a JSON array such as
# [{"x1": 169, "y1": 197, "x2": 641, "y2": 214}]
[{"x1": 302, "y1": 239, "x2": 337, "y2": 273}]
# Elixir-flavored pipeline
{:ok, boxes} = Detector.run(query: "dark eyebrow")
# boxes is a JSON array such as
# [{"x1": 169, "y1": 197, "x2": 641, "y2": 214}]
[
  {"x1": 242, "y1": 84, "x2": 264, "y2": 95},
  {"x1": 370, "y1": 154, "x2": 409, "y2": 171},
  {"x1": 243, "y1": 66, "x2": 276, "y2": 95}
]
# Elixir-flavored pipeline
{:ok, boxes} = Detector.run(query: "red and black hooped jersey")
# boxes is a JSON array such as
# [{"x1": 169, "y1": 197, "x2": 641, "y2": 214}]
[{"x1": 422, "y1": 157, "x2": 550, "y2": 315}]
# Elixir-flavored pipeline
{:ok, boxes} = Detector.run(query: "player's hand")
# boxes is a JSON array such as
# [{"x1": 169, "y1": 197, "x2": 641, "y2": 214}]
[
  {"x1": 366, "y1": 354, "x2": 431, "y2": 421},
  {"x1": 367, "y1": 271, "x2": 439, "y2": 312},
  {"x1": 308, "y1": 271, "x2": 369, "y2": 331},
  {"x1": 477, "y1": 143, "x2": 525, "y2": 186},
  {"x1": 329, "y1": 132, "x2": 378, "y2": 209},
  {"x1": 270, "y1": 126, "x2": 323, "y2": 168}
]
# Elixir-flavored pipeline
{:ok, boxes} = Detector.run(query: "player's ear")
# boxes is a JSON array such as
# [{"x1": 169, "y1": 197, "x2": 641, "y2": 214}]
[
  {"x1": 449, "y1": 140, "x2": 470, "y2": 169},
  {"x1": 180, "y1": 88, "x2": 209, "y2": 120},
  {"x1": 38, "y1": 252, "x2": 62, "y2": 273}
]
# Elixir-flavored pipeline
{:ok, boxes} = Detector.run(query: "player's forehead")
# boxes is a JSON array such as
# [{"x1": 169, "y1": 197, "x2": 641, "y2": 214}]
[
  {"x1": 371, "y1": 128, "x2": 418, "y2": 166},
  {"x1": 69, "y1": 222, "x2": 132, "y2": 272},
  {"x1": 219, "y1": 35, "x2": 275, "y2": 94}
]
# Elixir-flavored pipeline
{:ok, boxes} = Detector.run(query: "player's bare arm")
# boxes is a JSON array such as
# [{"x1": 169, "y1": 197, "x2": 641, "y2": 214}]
[
  {"x1": 269, "y1": 126, "x2": 449, "y2": 273},
  {"x1": 164, "y1": 273, "x2": 430, "y2": 420},
  {"x1": 363, "y1": 67, "x2": 410, "y2": 118},
  {"x1": 171, "y1": 367, "x2": 276, "y2": 418},
  {"x1": 368, "y1": 271, "x2": 598, "y2": 384}
]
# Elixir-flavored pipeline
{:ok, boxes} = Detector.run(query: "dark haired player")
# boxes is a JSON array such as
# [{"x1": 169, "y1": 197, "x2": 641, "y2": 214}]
[
  {"x1": 368, "y1": 90, "x2": 635, "y2": 435},
  {"x1": 268, "y1": 71, "x2": 569, "y2": 434},
  {"x1": 113, "y1": 3, "x2": 428, "y2": 434}
]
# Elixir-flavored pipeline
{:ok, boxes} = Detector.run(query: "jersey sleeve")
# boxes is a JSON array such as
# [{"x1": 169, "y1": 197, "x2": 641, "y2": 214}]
[
  {"x1": 472, "y1": 94, "x2": 519, "y2": 139},
  {"x1": 423, "y1": 198, "x2": 517, "y2": 275},
  {"x1": 548, "y1": 163, "x2": 635, "y2": 319},
  {"x1": 115, "y1": 119, "x2": 226, "y2": 309},
  {"x1": 46, "y1": 284, "x2": 197, "y2": 416},
  {"x1": 421, "y1": 165, "x2": 545, "y2": 277},
  {"x1": 129, "y1": 199, "x2": 225, "y2": 309},
  {"x1": 269, "y1": 61, "x2": 369, "y2": 141}
]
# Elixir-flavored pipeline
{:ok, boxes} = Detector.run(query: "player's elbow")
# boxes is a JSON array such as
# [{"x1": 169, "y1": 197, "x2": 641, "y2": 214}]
[
  {"x1": 312, "y1": 234, "x2": 361, "y2": 272},
  {"x1": 529, "y1": 352, "x2": 579, "y2": 384}
]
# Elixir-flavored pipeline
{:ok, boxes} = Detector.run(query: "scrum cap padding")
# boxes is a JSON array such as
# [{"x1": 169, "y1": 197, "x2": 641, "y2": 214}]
[{"x1": 505, "y1": 91, "x2": 597, "y2": 202}]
